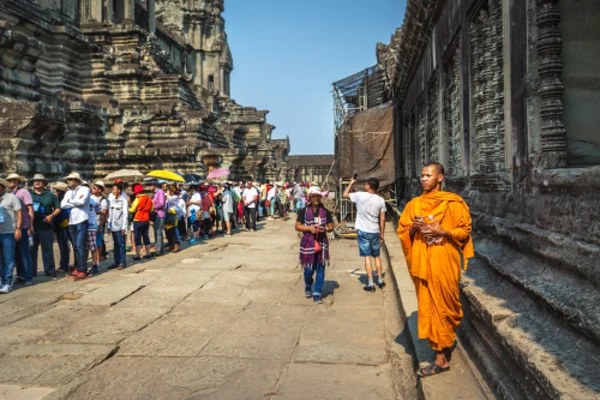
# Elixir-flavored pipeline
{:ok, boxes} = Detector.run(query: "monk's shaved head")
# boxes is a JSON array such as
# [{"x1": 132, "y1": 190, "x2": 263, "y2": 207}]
[{"x1": 423, "y1": 162, "x2": 445, "y2": 175}]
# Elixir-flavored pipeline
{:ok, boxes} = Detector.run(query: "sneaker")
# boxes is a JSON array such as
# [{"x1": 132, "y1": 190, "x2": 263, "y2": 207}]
[
  {"x1": 24, "y1": 280, "x2": 34, "y2": 287},
  {"x1": 132, "y1": 256, "x2": 141, "y2": 261},
  {"x1": 225, "y1": 234, "x2": 231, "y2": 237},
  {"x1": 90, "y1": 266, "x2": 99, "y2": 275},
  {"x1": 305, "y1": 289, "x2": 313, "y2": 298},
  {"x1": 70, "y1": 269, "x2": 80, "y2": 277},
  {"x1": 313, "y1": 295, "x2": 323, "y2": 304},
  {"x1": 377, "y1": 280, "x2": 386, "y2": 289},
  {"x1": 364, "y1": 285, "x2": 376, "y2": 293},
  {"x1": 106, "y1": 264, "x2": 118, "y2": 270},
  {"x1": 14, "y1": 276, "x2": 25, "y2": 284},
  {"x1": 116, "y1": 264, "x2": 125, "y2": 270},
  {"x1": 0, "y1": 284, "x2": 11, "y2": 294},
  {"x1": 57, "y1": 267, "x2": 69, "y2": 273},
  {"x1": 143, "y1": 254, "x2": 153, "y2": 259}
]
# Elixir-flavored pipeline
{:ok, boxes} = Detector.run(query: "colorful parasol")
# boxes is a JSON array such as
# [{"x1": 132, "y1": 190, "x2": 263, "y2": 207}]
[
  {"x1": 146, "y1": 170, "x2": 185, "y2": 183},
  {"x1": 104, "y1": 169, "x2": 145, "y2": 182},
  {"x1": 206, "y1": 168, "x2": 230, "y2": 180}
]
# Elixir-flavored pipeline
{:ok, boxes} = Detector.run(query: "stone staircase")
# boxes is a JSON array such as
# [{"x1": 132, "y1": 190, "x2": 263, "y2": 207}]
[{"x1": 459, "y1": 233, "x2": 600, "y2": 399}]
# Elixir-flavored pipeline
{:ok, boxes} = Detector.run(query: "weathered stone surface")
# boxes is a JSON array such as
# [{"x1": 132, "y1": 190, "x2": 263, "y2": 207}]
[
  {"x1": 275, "y1": 363, "x2": 396, "y2": 400},
  {"x1": 0, "y1": 0, "x2": 290, "y2": 181}
]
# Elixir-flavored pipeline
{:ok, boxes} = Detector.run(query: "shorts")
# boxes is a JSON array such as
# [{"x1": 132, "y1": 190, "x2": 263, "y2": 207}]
[
  {"x1": 87, "y1": 230, "x2": 98, "y2": 252},
  {"x1": 96, "y1": 226, "x2": 104, "y2": 247},
  {"x1": 357, "y1": 230, "x2": 380, "y2": 257},
  {"x1": 192, "y1": 220, "x2": 202, "y2": 233},
  {"x1": 223, "y1": 211, "x2": 233, "y2": 222}
]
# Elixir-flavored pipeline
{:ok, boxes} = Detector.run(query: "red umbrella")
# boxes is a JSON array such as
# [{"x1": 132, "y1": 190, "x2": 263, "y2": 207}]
[{"x1": 206, "y1": 168, "x2": 230, "y2": 179}]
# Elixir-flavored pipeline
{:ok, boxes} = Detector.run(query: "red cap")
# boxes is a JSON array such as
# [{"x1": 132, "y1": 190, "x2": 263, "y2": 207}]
[{"x1": 133, "y1": 184, "x2": 144, "y2": 195}]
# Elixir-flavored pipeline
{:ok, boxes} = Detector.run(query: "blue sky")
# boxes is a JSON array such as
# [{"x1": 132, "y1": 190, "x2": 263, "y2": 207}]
[{"x1": 224, "y1": 0, "x2": 407, "y2": 155}]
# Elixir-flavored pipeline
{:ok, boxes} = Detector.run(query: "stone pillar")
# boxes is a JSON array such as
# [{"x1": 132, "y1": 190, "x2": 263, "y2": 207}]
[
  {"x1": 536, "y1": 0, "x2": 567, "y2": 168},
  {"x1": 147, "y1": 0, "x2": 156, "y2": 34},
  {"x1": 123, "y1": 0, "x2": 135, "y2": 26}
]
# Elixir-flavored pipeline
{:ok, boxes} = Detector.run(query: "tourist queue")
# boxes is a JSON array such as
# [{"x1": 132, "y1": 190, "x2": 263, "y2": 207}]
[{"x1": 0, "y1": 171, "x2": 315, "y2": 292}]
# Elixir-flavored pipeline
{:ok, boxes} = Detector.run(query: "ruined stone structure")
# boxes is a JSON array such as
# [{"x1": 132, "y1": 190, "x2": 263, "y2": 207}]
[
  {"x1": 378, "y1": 0, "x2": 600, "y2": 398},
  {"x1": 0, "y1": 0, "x2": 289, "y2": 181},
  {"x1": 287, "y1": 155, "x2": 336, "y2": 190}
]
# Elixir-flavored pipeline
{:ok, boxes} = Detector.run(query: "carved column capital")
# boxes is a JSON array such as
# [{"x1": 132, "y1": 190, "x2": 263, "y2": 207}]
[{"x1": 536, "y1": 0, "x2": 567, "y2": 168}]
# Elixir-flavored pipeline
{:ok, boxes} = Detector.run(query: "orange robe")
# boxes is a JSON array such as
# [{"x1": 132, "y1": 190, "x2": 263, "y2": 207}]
[{"x1": 396, "y1": 191, "x2": 474, "y2": 351}]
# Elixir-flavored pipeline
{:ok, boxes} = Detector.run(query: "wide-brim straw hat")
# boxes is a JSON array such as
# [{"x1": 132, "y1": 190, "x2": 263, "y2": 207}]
[
  {"x1": 52, "y1": 182, "x2": 69, "y2": 192},
  {"x1": 64, "y1": 172, "x2": 83, "y2": 182},
  {"x1": 0, "y1": 179, "x2": 10, "y2": 188},
  {"x1": 6, "y1": 173, "x2": 26, "y2": 182},
  {"x1": 31, "y1": 174, "x2": 48, "y2": 184}
]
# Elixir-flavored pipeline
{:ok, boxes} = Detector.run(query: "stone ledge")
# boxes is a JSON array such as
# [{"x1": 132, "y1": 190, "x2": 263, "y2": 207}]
[
  {"x1": 462, "y1": 259, "x2": 600, "y2": 399},
  {"x1": 475, "y1": 236, "x2": 600, "y2": 346}
]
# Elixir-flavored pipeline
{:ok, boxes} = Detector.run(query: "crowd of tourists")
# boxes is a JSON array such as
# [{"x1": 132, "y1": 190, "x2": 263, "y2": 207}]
[{"x1": 0, "y1": 171, "x2": 318, "y2": 292}]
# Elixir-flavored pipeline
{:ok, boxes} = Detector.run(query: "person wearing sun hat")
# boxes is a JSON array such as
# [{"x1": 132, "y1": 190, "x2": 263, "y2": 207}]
[
  {"x1": 295, "y1": 186, "x2": 334, "y2": 304},
  {"x1": 0, "y1": 177, "x2": 23, "y2": 293},
  {"x1": 29, "y1": 174, "x2": 61, "y2": 277},
  {"x1": 60, "y1": 172, "x2": 91, "y2": 280},
  {"x1": 6, "y1": 173, "x2": 34, "y2": 286}
]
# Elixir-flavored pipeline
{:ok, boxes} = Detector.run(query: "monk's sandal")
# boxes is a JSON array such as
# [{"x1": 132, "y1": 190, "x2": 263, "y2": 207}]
[{"x1": 417, "y1": 363, "x2": 450, "y2": 377}]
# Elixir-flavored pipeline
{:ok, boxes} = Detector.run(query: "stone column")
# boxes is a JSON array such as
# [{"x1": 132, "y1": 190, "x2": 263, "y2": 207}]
[
  {"x1": 123, "y1": 0, "x2": 135, "y2": 26},
  {"x1": 536, "y1": 0, "x2": 567, "y2": 168},
  {"x1": 147, "y1": 0, "x2": 156, "y2": 34}
]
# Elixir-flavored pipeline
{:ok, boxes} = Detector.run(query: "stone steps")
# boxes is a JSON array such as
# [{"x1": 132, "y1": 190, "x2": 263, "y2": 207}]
[
  {"x1": 461, "y1": 257, "x2": 600, "y2": 399},
  {"x1": 474, "y1": 237, "x2": 600, "y2": 347}
]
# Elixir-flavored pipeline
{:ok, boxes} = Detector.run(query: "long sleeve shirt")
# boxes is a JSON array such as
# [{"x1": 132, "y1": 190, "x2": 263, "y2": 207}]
[
  {"x1": 60, "y1": 185, "x2": 90, "y2": 225},
  {"x1": 108, "y1": 196, "x2": 129, "y2": 232},
  {"x1": 153, "y1": 189, "x2": 166, "y2": 218}
]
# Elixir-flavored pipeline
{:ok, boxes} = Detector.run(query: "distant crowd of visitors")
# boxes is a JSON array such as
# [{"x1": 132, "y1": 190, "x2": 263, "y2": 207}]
[{"x1": 0, "y1": 171, "x2": 318, "y2": 292}]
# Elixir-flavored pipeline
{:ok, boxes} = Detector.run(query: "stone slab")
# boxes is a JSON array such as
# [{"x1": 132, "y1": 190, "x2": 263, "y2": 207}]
[
  {"x1": 119, "y1": 302, "x2": 248, "y2": 356},
  {"x1": 73, "y1": 275, "x2": 159, "y2": 307},
  {"x1": 0, "y1": 344, "x2": 115, "y2": 386},
  {"x1": 44, "y1": 356, "x2": 285, "y2": 400},
  {"x1": 274, "y1": 363, "x2": 396, "y2": 400},
  {"x1": 200, "y1": 304, "x2": 308, "y2": 360},
  {"x1": 0, "y1": 384, "x2": 55, "y2": 400},
  {"x1": 44, "y1": 307, "x2": 169, "y2": 345}
]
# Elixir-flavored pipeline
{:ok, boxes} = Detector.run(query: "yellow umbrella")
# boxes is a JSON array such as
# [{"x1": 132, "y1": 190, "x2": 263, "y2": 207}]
[{"x1": 146, "y1": 170, "x2": 185, "y2": 183}]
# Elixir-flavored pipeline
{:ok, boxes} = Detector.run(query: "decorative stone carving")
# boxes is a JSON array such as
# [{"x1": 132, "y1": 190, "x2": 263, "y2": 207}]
[
  {"x1": 418, "y1": 102, "x2": 427, "y2": 170},
  {"x1": 444, "y1": 43, "x2": 463, "y2": 177},
  {"x1": 470, "y1": 0, "x2": 505, "y2": 174},
  {"x1": 536, "y1": 0, "x2": 567, "y2": 168},
  {"x1": 428, "y1": 75, "x2": 439, "y2": 163}
]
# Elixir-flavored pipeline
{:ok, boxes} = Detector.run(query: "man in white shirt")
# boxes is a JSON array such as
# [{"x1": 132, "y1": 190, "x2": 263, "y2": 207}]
[
  {"x1": 221, "y1": 183, "x2": 234, "y2": 236},
  {"x1": 60, "y1": 172, "x2": 91, "y2": 279},
  {"x1": 343, "y1": 177, "x2": 387, "y2": 292},
  {"x1": 92, "y1": 181, "x2": 109, "y2": 262},
  {"x1": 242, "y1": 180, "x2": 259, "y2": 231},
  {"x1": 188, "y1": 186, "x2": 202, "y2": 244}
]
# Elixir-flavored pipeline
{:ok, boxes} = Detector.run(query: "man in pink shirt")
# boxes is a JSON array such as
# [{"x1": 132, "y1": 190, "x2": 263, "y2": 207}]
[{"x1": 7, "y1": 174, "x2": 34, "y2": 286}]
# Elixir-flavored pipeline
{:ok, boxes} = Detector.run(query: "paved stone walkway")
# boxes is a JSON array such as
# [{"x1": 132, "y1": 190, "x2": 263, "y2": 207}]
[{"x1": 0, "y1": 219, "x2": 415, "y2": 399}]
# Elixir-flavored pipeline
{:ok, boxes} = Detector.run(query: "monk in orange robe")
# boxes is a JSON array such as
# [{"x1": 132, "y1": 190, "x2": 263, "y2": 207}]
[{"x1": 397, "y1": 162, "x2": 474, "y2": 377}]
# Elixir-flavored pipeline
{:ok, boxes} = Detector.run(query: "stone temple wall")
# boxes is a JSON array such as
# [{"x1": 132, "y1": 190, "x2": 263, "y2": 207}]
[
  {"x1": 378, "y1": 0, "x2": 600, "y2": 398},
  {"x1": 0, "y1": 0, "x2": 288, "y2": 182}
]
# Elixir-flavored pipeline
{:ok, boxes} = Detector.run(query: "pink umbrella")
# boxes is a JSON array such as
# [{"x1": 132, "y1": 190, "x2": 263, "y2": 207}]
[{"x1": 206, "y1": 168, "x2": 230, "y2": 179}]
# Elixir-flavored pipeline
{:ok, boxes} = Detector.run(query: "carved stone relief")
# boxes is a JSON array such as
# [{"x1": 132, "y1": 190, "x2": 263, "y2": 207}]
[
  {"x1": 444, "y1": 43, "x2": 463, "y2": 177},
  {"x1": 428, "y1": 75, "x2": 440, "y2": 164},
  {"x1": 470, "y1": 0, "x2": 505, "y2": 174},
  {"x1": 418, "y1": 101, "x2": 427, "y2": 171}
]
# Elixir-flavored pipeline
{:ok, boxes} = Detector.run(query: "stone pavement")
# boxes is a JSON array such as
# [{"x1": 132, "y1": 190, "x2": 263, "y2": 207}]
[{"x1": 0, "y1": 219, "x2": 416, "y2": 399}]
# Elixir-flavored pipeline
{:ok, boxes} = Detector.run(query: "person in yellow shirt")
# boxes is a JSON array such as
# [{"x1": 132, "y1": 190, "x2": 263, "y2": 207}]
[{"x1": 397, "y1": 162, "x2": 474, "y2": 377}]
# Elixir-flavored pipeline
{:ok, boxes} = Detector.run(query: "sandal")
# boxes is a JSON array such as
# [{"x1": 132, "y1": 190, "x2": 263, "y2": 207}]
[{"x1": 417, "y1": 363, "x2": 450, "y2": 377}]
